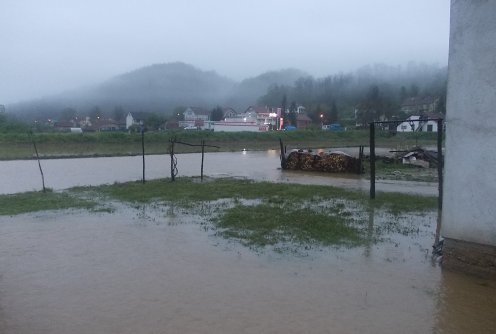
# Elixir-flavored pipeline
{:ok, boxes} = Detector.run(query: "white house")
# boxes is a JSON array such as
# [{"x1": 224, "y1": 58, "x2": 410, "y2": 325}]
[
  {"x1": 126, "y1": 112, "x2": 148, "y2": 129},
  {"x1": 396, "y1": 114, "x2": 442, "y2": 133},
  {"x1": 183, "y1": 107, "x2": 210, "y2": 122},
  {"x1": 396, "y1": 116, "x2": 421, "y2": 132}
]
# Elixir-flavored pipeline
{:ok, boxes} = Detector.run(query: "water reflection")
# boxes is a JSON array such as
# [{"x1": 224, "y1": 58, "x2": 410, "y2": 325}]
[
  {"x1": 0, "y1": 207, "x2": 493, "y2": 333},
  {"x1": 363, "y1": 207, "x2": 375, "y2": 258},
  {"x1": 0, "y1": 151, "x2": 438, "y2": 195}
]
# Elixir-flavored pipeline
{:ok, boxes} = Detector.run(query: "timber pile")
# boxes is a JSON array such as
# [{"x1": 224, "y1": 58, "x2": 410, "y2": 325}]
[{"x1": 282, "y1": 150, "x2": 362, "y2": 174}]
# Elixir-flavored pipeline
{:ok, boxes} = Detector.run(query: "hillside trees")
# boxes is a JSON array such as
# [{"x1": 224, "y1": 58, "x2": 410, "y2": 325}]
[
  {"x1": 210, "y1": 106, "x2": 224, "y2": 121},
  {"x1": 257, "y1": 63, "x2": 447, "y2": 125}
]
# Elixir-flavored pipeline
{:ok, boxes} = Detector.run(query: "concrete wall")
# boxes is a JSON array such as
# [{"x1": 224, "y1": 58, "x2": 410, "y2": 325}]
[{"x1": 442, "y1": 0, "x2": 496, "y2": 247}]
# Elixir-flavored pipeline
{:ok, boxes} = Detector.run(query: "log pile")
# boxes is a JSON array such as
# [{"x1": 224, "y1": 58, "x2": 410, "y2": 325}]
[{"x1": 282, "y1": 150, "x2": 363, "y2": 174}]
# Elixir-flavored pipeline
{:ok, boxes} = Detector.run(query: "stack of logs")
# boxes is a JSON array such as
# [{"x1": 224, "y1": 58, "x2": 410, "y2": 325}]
[{"x1": 282, "y1": 150, "x2": 362, "y2": 174}]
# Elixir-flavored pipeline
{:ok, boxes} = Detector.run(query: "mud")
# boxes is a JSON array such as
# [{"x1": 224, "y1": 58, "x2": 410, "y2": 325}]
[{"x1": 1, "y1": 207, "x2": 495, "y2": 334}]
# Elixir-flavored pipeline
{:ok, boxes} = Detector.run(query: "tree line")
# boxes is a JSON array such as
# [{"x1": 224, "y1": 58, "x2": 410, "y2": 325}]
[{"x1": 257, "y1": 63, "x2": 447, "y2": 126}]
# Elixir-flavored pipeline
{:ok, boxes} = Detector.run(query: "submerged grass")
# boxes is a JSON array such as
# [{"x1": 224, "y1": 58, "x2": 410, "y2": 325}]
[
  {"x1": 216, "y1": 204, "x2": 362, "y2": 247},
  {"x1": 1, "y1": 177, "x2": 437, "y2": 249},
  {"x1": 0, "y1": 190, "x2": 97, "y2": 216},
  {"x1": 90, "y1": 177, "x2": 436, "y2": 214}
]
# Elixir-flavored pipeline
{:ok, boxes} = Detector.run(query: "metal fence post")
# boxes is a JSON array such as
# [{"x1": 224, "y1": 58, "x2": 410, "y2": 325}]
[{"x1": 370, "y1": 122, "x2": 376, "y2": 199}]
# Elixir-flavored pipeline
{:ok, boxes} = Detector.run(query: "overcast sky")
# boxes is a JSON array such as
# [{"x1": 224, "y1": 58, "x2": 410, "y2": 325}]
[{"x1": 0, "y1": 0, "x2": 450, "y2": 104}]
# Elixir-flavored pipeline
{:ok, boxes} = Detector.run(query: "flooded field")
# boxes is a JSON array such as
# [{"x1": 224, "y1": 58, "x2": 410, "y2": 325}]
[
  {"x1": 0, "y1": 150, "x2": 437, "y2": 195},
  {"x1": 1, "y1": 205, "x2": 495, "y2": 334}
]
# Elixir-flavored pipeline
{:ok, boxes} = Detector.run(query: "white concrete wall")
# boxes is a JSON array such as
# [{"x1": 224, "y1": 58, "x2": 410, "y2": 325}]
[{"x1": 442, "y1": 0, "x2": 496, "y2": 246}]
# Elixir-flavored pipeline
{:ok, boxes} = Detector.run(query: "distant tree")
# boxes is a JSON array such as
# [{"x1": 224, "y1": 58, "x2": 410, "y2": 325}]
[
  {"x1": 173, "y1": 106, "x2": 186, "y2": 121},
  {"x1": 313, "y1": 103, "x2": 329, "y2": 124},
  {"x1": 113, "y1": 105, "x2": 125, "y2": 121},
  {"x1": 145, "y1": 113, "x2": 166, "y2": 130},
  {"x1": 210, "y1": 106, "x2": 224, "y2": 121},
  {"x1": 0, "y1": 113, "x2": 30, "y2": 133},
  {"x1": 288, "y1": 101, "x2": 297, "y2": 127},
  {"x1": 329, "y1": 100, "x2": 338, "y2": 124},
  {"x1": 89, "y1": 106, "x2": 102, "y2": 121},
  {"x1": 399, "y1": 86, "x2": 408, "y2": 102},
  {"x1": 281, "y1": 94, "x2": 287, "y2": 114},
  {"x1": 59, "y1": 107, "x2": 77, "y2": 121},
  {"x1": 409, "y1": 84, "x2": 419, "y2": 97},
  {"x1": 437, "y1": 93, "x2": 446, "y2": 114}
]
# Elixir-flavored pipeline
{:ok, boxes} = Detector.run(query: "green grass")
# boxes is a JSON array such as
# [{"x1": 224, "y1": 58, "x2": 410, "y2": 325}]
[
  {"x1": 0, "y1": 190, "x2": 97, "y2": 216},
  {"x1": 216, "y1": 204, "x2": 362, "y2": 247},
  {"x1": 1, "y1": 177, "x2": 438, "y2": 250},
  {"x1": 371, "y1": 192, "x2": 437, "y2": 214},
  {"x1": 91, "y1": 177, "x2": 436, "y2": 214},
  {"x1": 0, "y1": 129, "x2": 439, "y2": 160}
]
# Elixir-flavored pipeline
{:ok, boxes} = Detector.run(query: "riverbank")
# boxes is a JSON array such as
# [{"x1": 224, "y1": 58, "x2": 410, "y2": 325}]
[{"x1": 0, "y1": 129, "x2": 437, "y2": 160}]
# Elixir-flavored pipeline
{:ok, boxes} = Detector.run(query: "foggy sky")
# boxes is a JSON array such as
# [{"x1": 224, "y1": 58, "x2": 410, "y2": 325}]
[{"x1": 0, "y1": 0, "x2": 450, "y2": 104}]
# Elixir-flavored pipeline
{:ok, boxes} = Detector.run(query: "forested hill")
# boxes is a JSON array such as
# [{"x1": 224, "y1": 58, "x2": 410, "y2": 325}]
[
  {"x1": 8, "y1": 63, "x2": 307, "y2": 120},
  {"x1": 7, "y1": 62, "x2": 446, "y2": 123}
]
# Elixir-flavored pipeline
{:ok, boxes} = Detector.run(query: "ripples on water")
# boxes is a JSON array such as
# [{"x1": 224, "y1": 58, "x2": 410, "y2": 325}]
[{"x1": 0, "y1": 205, "x2": 494, "y2": 334}]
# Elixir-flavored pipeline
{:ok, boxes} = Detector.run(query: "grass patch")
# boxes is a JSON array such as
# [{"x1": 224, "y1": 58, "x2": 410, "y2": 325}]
[
  {"x1": 1, "y1": 178, "x2": 437, "y2": 250},
  {"x1": 91, "y1": 177, "x2": 367, "y2": 208},
  {"x1": 372, "y1": 192, "x2": 438, "y2": 214},
  {"x1": 0, "y1": 190, "x2": 97, "y2": 216},
  {"x1": 91, "y1": 177, "x2": 436, "y2": 214},
  {"x1": 0, "y1": 129, "x2": 439, "y2": 160},
  {"x1": 216, "y1": 204, "x2": 362, "y2": 247}
]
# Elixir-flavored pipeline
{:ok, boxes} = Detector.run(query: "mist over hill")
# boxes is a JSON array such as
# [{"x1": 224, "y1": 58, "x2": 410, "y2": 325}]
[
  {"x1": 8, "y1": 63, "x2": 308, "y2": 120},
  {"x1": 6, "y1": 61, "x2": 446, "y2": 123}
]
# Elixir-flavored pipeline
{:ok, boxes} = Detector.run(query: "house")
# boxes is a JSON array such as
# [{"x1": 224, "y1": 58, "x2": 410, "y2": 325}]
[
  {"x1": 53, "y1": 120, "x2": 76, "y2": 132},
  {"x1": 126, "y1": 112, "x2": 148, "y2": 129},
  {"x1": 396, "y1": 116, "x2": 421, "y2": 132},
  {"x1": 180, "y1": 107, "x2": 212, "y2": 129},
  {"x1": 183, "y1": 107, "x2": 210, "y2": 122},
  {"x1": 222, "y1": 107, "x2": 237, "y2": 119},
  {"x1": 401, "y1": 96, "x2": 440, "y2": 115},
  {"x1": 296, "y1": 114, "x2": 312, "y2": 129},
  {"x1": 419, "y1": 112, "x2": 444, "y2": 132},
  {"x1": 296, "y1": 105, "x2": 306, "y2": 114},
  {"x1": 87, "y1": 119, "x2": 122, "y2": 132},
  {"x1": 244, "y1": 106, "x2": 280, "y2": 128},
  {"x1": 396, "y1": 113, "x2": 443, "y2": 133}
]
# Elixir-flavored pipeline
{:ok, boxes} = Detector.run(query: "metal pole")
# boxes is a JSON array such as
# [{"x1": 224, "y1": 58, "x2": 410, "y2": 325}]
[
  {"x1": 437, "y1": 119, "x2": 443, "y2": 211},
  {"x1": 30, "y1": 131, "x2": 46, "y2": 193},
  {"x1": 369, "y1": 123, "x2": 376, "y2": 199},
  {"x1": 434, "y1": 119, "x2": 444, "y2": 246},
  {"x1": 141, "y1": 127, "x2": 145, "y2": 184},
  {"x1": 170, "y1": 139, "x2": 175, "y2": 182},
  {"x1": 201, "y1": 139, "x2": 205, "y2": 182}
]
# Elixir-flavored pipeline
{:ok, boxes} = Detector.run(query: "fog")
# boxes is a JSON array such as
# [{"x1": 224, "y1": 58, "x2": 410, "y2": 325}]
[{"x1": 0, "y1": 0, "x2": 450, "y2": 104}]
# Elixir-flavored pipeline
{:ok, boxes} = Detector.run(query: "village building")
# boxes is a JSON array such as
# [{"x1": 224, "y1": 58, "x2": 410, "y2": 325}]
[
  {"x1": 125, "y1": 112, "x2": 149, "y2": 129},
  {"x1": 442, "y1": 0, "x2": 496, "y2": 277},
  {"x1": 180, "y1": 107, "x2": 211, "y2": 129},
  {"x1": 396, "y1": 112, "x2": 443, "y2": 133},
  {"x1": 296, "y1": 113, "x2": 312, "y2": 129},
  {"x1": 400, "y1": 96, "x2": 440, "y2": 115}
]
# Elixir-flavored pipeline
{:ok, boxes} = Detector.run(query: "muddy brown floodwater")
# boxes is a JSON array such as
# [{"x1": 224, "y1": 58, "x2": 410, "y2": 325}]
[
  {"x1": 1, "y1": 206, "x2": 495, "y2": 334},
  {"x1": 0, "y1": 150, "x2": 437, "y2": 195}
]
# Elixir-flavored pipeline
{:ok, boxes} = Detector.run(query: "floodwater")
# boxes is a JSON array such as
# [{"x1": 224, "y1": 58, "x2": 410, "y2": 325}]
[
  {"x1": 0, "y1": 207, "x2": 495, "y2": 334},
  {"x1": 0, "y1": 150, "x2": 437, "y2": 195}
]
